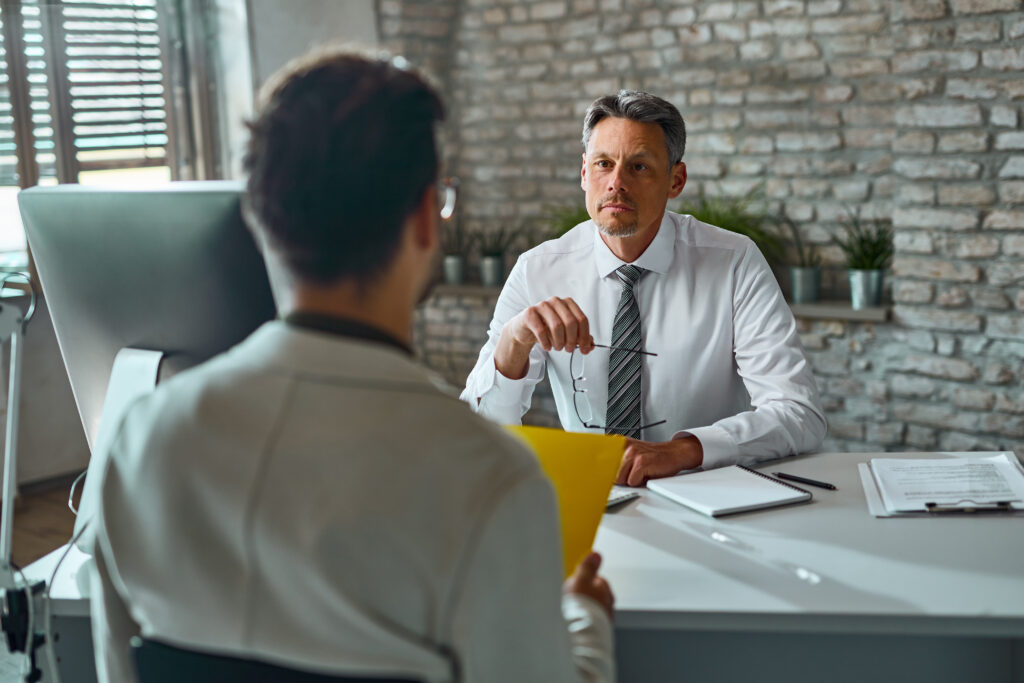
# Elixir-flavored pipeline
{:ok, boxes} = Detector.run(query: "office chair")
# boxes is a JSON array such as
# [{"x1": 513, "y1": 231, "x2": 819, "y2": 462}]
[{"x1": 131, "y1": 637, "x2": 422, "y2": 683}]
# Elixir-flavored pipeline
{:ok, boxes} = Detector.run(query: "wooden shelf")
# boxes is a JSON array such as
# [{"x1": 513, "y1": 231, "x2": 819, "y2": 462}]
[{"x1": 789, "y1": 300, "x2": 889, "y2": 322}]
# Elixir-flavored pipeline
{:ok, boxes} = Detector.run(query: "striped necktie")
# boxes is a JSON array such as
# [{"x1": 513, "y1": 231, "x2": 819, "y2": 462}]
[{"x1": 606, "y1": 264, "x2": 644, "y2": 438}]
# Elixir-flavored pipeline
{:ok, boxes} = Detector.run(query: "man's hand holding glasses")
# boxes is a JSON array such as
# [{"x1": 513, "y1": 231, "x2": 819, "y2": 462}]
[{"x1": 493, "y1": 296, "x2": 595, "y2": 380}]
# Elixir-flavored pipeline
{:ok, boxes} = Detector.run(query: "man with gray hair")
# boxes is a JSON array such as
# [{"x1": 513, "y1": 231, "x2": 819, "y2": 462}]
[{"x1": 462, "y1": 90, "x2": 826, "y2": 485}]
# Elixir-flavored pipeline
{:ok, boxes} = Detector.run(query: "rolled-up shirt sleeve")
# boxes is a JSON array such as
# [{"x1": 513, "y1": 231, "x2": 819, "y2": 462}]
[
  {"x1": 674, "y1": 244, "x2": 827, "y2": 469},
  {"x1": 461, "y1": 257, "x2": 547, "y2": 425}
]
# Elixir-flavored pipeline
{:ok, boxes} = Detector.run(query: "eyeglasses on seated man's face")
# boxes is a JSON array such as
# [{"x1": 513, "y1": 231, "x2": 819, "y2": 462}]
[{"x1": 570, "y1": 344, "x2": 667, "y2": 434}]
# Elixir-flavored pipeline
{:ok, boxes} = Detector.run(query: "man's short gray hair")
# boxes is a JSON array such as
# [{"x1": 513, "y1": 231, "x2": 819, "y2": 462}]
[{"x1": 581, "y1": 90, "x2": 687, "y2": 167}]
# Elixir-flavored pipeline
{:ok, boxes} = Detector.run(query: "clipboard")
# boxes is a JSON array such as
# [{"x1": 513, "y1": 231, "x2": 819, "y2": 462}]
[{"x1": 858, "y1": 463, "x2": 1024, "y2": 518}]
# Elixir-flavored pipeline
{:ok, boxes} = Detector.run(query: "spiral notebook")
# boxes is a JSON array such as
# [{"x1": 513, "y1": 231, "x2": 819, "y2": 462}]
[{"x1": 647, "y1": 465, "x2": 813, "y2": 517}]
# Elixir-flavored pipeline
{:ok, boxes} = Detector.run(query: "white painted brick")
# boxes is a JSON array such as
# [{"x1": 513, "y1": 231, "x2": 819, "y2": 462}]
[
  {"x1": 738, "y1": 136, "x2": 773, "y2": 154},
  {"x1": 701, "y1": 1, "x2": 737, "y2": 20},
  {"x1": 897, "y1": 184, "x2": 936, "y2": 205},
  {"x1": 892, "y1": 131, "x2": 935, "y2": 153},
  {"x1": 830, "y1": 59, "x2": 890, "y2": 78},
  {"x1": 740, "y1": 40, "x2": 774, "y2": 60},
  {"x1": 999, "y1": 157, "x2": 1024, "y2": 178},
  {"x1": 952, "y1": 388, "x2": 997, "y2": 411},
  {"x1": 776, "y1": 132, "x2": 842, "y2": 151},
  {"x1": 1000, "y1": 181, "x2": 1024, "y2": 202},
  {"x1": 989, "y1": 315, "x2": 1024, "y2": 341},
  {"x1": 687, "y1": 158, "x2": 724, "y2": 178},
  {"x1": 1002, "y1": 234, "x2": 1024, "y2": 255},
  {"x1": 894, "y1": 281, "x2": 935, "y2": 303},
  {"x1": 937, "y1": 131, "x2": 989, "y2": 152},
  {"x1": 765, "y1": 0, "x2": 804, "y2": 15},
  {"x1": 833, "y1": 180, "x2": 870, "y2": 201},
  {"x1": 996, "y1": 132, "x2": 1024, "y2": 150},
  {"x1": 936, "y1": 286, "x2": 969, "y2": 307},
  {"x1": 895, "y1": 104, "x2": 983, "y2": 127},
  {"x1": 750, "y1": 18, "x2": 810, "y2": 37},
  {"x1": 982, "y1": 47, "x2": 1024, "y2": 70},
  {"x1": 894, "y1": 352, "x2": 980, "y2": 379},
  {"x1": 639, "y1": 9, "x2": 663, "y2": 27},
  {"x1": 666, "y1": 7, "x2": 697, "y2": 25},
  {"x1": 972, "y1": 288, "x2": 1011, "y2": 309},
  {"x1": 746, "y1": 86, "x2": 810, "y2": 104},
  {"x1": 984, "y1": 363, "x2": 1016, "y2": 384},
  {"x1": 948, "y1": 234, "x2": 1001, "y2": 258},
  {"x1": 812, "y1": 14, "x2": 886, "y2": 34},
  {"x1": 498, "y1": 23, "x2": 549, "y2": 43},
  {"x1": 895, "y1": 231, "x2": 935, "y2": 254},
  {"x1": 714, "y1": 22, "x2": 747, "y2": 42},
  {"x1": 690, "y1": 133, "x2": 737, "y2": 154},
  {"x1": 894, "y1": 158, "x2": 982, "y2": 179},
  {"x1": 892, "y1": 0, "x2": 948, "y2": 20},
  {"x1": 781, "y1": 40, "x2": 821, "y2": 60},
  {"x1": 892, "y1": 257, "x2": 982, "y2": 282},
  {"x1": 845, "y1": 128, "x2": 895, "y2": 148},
  {"x1": 807, "y1": 0, "x2": 842, "y2": 15},
  {"x1": 983, "y1": 210, "x2": 1024, "y2": 230},
  {"x1": 893, "y1": 208, "x2": 980, "y2": 231},
  {"x1": 992, "y1": 105, "x2": 1019, "y2": 127},
  {"x1": 937, "y1": 184, "x2": 996, "y2": 206},
  {"x1": 1011, "y1": 18, "x2": 1024, "y2": 39},
  {"x1": 529, "y1": 1, "x2": 567, "y2": 20},
  {"x1": 952, "y1": 0, "x2": 1022, "y2": 14},
  {"x1": 946, "y1": 78, "x2": 999, "y2": 99},
  {"x1": 954, "y1": 20, "x2": 1002, "y2": 43},
  {"x1": 987, "y1": 263, "x2": 1024, "y2": 286},
  {"x1": 893, "y1": 50, "x2": 979, "y2": 73},
  {"x1": 815, "y1": 84, "x2": 853, "y2": 103}
]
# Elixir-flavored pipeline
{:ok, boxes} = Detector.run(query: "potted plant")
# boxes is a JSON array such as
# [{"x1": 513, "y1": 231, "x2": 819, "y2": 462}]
[
  {"x1": 544, "y1": 203, "x2": 592, "y2": 239},
  {"x1": 441, "y1": 219, "x2": 474, "y2": 285},
  {"x1": 832, "y1": 209, "x2": 893, "y2": 310},
  {"x1": 780, "y1": 216, "x2": 822, "y2": 304},
  {"x1": 476, "y1": 226, "x2": 518, "y2": 287},
  {"x1": 677, "y1": 188, "x2": 785, "y2": 265}
]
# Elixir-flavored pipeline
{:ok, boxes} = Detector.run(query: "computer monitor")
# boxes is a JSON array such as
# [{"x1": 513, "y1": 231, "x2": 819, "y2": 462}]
[{"x1": 20, "y1": 181, "x2": 277, "y2": 452}]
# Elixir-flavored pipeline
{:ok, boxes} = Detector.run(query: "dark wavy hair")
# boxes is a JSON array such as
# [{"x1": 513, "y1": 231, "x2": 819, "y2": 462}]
[{"x1": 243, "y1": 49, "x2": 445, "y2": 284}]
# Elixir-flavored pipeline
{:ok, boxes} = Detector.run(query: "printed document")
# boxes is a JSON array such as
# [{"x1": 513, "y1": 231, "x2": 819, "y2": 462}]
[{"x1": 870, "y1": 454, "x2": 1024, "y2": 512}]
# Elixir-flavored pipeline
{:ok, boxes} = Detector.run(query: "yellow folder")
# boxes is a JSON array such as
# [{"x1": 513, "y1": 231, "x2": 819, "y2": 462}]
[{"x1": 507, "y1": 426, "x2": 625, "y2": 577}]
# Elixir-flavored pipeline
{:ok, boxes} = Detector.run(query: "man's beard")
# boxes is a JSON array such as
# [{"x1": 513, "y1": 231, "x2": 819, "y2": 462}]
[
  {"x1": 595, "y1": 217, "x2": 638, "y2": 238},
  {"x1": 594, "y1": 195, "x2": 638, "y2": 237}
]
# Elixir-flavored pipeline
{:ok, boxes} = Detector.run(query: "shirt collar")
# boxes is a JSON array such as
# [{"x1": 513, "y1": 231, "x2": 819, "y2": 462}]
[
  {"x1": 592, "y1": 212, "x2": 676, "y2": 279},
  {"x1": 283, "y1": 311, "x2": 413, "y2": 357}
]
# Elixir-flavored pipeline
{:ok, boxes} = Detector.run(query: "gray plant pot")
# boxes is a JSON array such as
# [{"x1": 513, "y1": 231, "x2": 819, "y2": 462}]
[
  {"x1": 479, "y1": 255, "x2": 505, "y2": 288},
  {"x1": 849, "y1": 269, "x2": 884, "y2": 310},
  {"x1": 789, "y1": 266, "x2": 821, "y2": 305},
  {"x1": 442, "y1": 254, "x2": 464, "y2": 285}
]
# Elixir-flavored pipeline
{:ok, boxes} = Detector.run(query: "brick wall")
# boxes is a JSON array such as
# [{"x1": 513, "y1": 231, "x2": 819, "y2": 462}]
[{"x1": 389, "y1": 0, "x2": 1024, "y2": 454}]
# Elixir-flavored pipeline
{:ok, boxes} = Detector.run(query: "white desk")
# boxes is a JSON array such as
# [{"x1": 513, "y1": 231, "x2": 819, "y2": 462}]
[
  {"x1": 21, "y1": 451, "x2": 1024, "y2": 683},
  {"x1": 597, "y1": 451, "x2": 1024, "y2": 683}
]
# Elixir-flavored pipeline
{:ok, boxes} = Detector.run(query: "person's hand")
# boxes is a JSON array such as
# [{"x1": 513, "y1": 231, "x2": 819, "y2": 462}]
[
  {"x1": 494, "y1": 297, "x2": 594, "y2": 379},
  {"x1": 616, "y1": 436, "x2": 704, "y2": 487},
  {"x1": 563, "y1": 551, "x2": 614, "y2": 618}
]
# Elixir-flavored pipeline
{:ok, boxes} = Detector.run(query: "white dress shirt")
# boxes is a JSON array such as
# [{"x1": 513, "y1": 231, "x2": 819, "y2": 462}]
[
  {"x1": 87, "y1": 322, "x2": 614, "y2": 683},
  {"x1": 461, "y1": 212, "x2": 826, "y2": 470}
]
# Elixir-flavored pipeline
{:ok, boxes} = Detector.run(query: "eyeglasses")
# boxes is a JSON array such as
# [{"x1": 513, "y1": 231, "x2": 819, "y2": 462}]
[
  {"x1": 570, "y1": 344, "x2": 667, "y2": 434},
  {"x1": 438, "y1": 176, "x2": 459, "y2": 221}
]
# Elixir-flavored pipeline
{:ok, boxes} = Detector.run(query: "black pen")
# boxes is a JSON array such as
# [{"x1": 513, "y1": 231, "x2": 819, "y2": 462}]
[{"x1": 773, "y1": 472, "x2": 837, "y2": 491}]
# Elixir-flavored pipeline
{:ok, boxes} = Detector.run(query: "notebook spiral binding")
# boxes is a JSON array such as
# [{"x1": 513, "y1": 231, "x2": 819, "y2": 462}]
[{"x1": 737, "y1": 465, "x2": 811, "y2": 495}]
